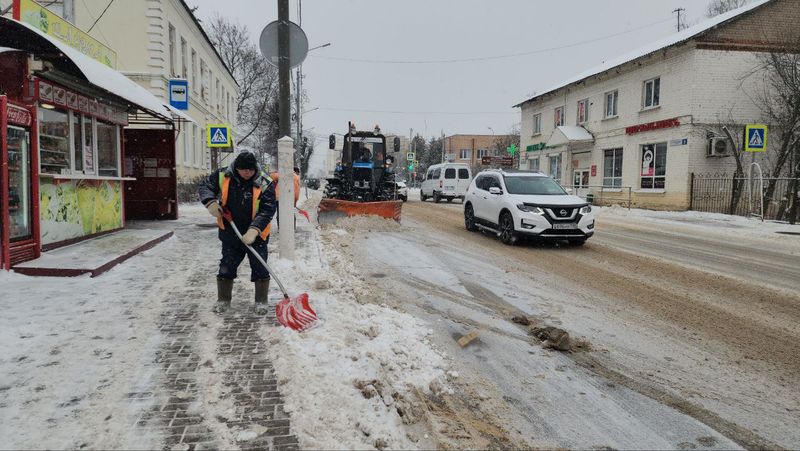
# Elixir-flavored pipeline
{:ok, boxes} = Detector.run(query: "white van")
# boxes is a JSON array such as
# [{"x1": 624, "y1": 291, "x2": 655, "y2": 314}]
[{"x1": 420, "y1": 163, "x2": 472, "y2": 203}]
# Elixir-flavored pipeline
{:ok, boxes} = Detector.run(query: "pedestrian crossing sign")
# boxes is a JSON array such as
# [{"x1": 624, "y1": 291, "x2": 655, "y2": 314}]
[
  {"x1": 207, "y1": 125, "x2": 232, "y2": 148},
  {"x1": 744, "y1": 124, "x2": 767, "y2": 153}
]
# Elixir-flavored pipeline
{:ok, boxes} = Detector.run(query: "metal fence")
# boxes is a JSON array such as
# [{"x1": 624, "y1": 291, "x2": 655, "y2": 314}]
[
  {"x1": 690, "y1": 173, "x2": 799, "y2": 221},
  {"x1": 561, "y1": 185, "x2": 632, "y2": 209}
]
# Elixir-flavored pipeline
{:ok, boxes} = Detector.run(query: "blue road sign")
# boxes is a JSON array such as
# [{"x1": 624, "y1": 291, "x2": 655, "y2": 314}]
[
  {"x1": 744, "y1": 124, "x2": 767, "y2": 153},
  {"x1": 208, "y1": 125, "x2": 231, "y2": 147},
  {"x1": 168, "y1": 79, "x2": 189, "y2": 110}
]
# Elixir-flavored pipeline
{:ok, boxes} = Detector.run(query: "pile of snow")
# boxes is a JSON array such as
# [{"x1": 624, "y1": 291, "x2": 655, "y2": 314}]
[{"x1": 262, "y1": 214, "x2": 448, "y2": 449}]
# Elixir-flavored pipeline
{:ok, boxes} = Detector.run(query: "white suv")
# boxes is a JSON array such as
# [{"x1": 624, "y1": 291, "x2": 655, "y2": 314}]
[{"x1": 464, "y1": 170, "x2": 595, "y2": 245}]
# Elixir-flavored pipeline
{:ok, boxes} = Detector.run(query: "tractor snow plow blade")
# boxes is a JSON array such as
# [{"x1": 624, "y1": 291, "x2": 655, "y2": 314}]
[{"x1": 318, "y1": 199, "x2": 402, "y2": 225}]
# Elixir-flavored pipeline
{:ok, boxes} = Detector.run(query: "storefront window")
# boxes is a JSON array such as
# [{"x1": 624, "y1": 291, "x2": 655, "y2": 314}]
[
  {"x1": 72, "y1": 112, "x2": 83, "y2": 172},
  {"x1": 83, "y1": 116, "x2": 94, "y2": 174},
  {"x1": 38, "y1": 107, "x2": 70, "y2": 174},
  {"x1": 7, "y1": 127, "x2": 32, "y2": 239},
  {"x1": 640, "y1": 142, "x2": 667, "y2": 189},
  {"x1": 97, "y1": 121, "x2": 119, "y2": 176}
]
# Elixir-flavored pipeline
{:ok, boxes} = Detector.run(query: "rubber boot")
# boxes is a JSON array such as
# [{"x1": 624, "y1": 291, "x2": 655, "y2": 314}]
[
  {"x1": 254, "y1": 279, "x2": 270, "y2": 315},
  {"x1": 213, "y1": 277, "x2": 233, "y2": 314}
]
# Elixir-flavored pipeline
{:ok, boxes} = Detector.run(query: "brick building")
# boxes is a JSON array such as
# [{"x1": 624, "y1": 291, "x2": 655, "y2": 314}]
[
  {"x1": 514, "y1": 0, "x2": 799, "y2": 210},
  {"x1": 444, "y1": 134, "x2": 515, "y2": 168}
]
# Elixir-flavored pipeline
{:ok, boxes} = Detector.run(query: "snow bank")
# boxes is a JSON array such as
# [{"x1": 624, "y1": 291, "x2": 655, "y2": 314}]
[
  {"x1": 261, "y1": 214, "x2": 448, "y2": 449},
  {"x1": 597, "y1": 205, "x2": 800, "y2": 248}
]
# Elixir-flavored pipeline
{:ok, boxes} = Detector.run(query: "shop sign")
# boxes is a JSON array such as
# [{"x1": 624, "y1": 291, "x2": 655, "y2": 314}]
[
  {"x1": 208, "y1": 125, "x2": 232, "y2": 148},
  {"x1": 625, "y1": 117, "x2": 680, "y2": 135},
  {"x1": 481, "y1": 156, "x2": 514, "y2": 167},
  {"x1": 168, "y1": 79, "x2": 189, "y2": 110},
  {"x1": 6, "y1": 105, "x2": 32, "y2": 126},
  {"x1": 744, "y1": 124, "x2": 767, "y2": 153},
  {"x1": 526, "y1": 142, "x2": 547, "y2": 152},
  {"x1": 14, "y1": 0, "x2": 118, "y2": 68}
]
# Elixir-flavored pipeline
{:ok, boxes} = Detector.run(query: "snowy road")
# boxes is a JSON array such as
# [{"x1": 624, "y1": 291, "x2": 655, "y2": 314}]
[{"x1": 344, "y1": 197, "x2": 800, "y2": 449}]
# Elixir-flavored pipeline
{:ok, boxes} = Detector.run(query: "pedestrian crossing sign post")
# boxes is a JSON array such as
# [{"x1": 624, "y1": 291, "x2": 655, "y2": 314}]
[
  {"x1": 744, "y1": 124, "x2": 767, "y2": 153},
  {"x1": 207, "y1": 125, "x2": 232, "y2": 148}
]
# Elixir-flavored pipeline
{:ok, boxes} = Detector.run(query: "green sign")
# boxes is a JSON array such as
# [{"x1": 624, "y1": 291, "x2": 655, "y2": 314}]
[
  {"x1": 507, "y1": 143, "x2": 517, "y2": 156},
  {"x1": 744, "y1": 124, "x2": 767, "y2": 153},
  {"x1": 408, "y1": 163, "x2": 414, "y2": 171},
  {"x1": 526, "y1": 142, "x2": 548, "y2": 152}
]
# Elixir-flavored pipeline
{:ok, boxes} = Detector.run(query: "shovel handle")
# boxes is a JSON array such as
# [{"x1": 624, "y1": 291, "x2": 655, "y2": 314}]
[{"x1": 221, "y1": 208, "x2": 290, "y2": 298}]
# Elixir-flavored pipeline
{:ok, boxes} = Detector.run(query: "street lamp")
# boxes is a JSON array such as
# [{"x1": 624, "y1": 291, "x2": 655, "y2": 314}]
[{"x1": 308, "y1": 42, "x2": 332, "y2": 52}]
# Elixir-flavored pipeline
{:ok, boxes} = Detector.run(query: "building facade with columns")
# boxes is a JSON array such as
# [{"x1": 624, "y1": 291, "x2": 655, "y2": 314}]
[{"x1": 69, "y1": 0, "x2": 238, "y2": 181}]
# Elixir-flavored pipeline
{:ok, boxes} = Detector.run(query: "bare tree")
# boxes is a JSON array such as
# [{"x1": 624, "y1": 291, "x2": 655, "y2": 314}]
[
  {"x1": 206, "y1": 15, "x2": 279, "y2": 160},
  {"x1": 705, "y1": 0, "x2": 750, "y2": 17},
  {"x1": 754, "y1": 47, "x2": 800, "y2": 222}
]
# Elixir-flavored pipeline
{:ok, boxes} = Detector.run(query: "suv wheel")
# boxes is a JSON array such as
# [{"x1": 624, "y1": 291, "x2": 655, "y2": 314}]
[
  {"x1": 464, "y1": 204, "x2": 477, "y2": 231},
  {"x1": 433, "y1": 192, "x2": 441, "y2": 203},
  {"x1": 499, "y1": 212, "x2": 517, "y2": 245},
  {"x1": 420, "y1": 191, "x2": 427, "y2": 202}
]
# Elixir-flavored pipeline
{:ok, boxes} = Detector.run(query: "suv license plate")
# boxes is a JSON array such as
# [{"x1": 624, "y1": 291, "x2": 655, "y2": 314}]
[{"x1": 552, "y1": 223, "x2": 578, "y2": 230}]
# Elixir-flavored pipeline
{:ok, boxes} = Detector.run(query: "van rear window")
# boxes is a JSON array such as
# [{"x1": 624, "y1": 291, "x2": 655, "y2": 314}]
[
  {"x1": 458, "y1": 168, "x2": 469, "y2": 179},
  {"x1": 445, "y1": 168, "x2": 456, "y2": 179}
]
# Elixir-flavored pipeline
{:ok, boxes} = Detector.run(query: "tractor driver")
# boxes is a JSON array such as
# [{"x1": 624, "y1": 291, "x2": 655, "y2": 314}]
[{"x1": 359, "y1": 147, "x2": 372, "y2": 163}]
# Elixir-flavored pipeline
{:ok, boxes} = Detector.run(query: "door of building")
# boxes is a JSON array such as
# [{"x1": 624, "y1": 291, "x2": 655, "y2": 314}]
[
  {"x1": 573, "y1": 169, "x2": 590, "y2": 188},
  {"x1": 123, "y1": 129, "x2": 178, "y2": 220}
]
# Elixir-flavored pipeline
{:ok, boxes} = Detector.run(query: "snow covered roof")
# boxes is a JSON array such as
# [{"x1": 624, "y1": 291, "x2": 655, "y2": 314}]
[
  {"x1": 0, "y1": 17, "x2": 173, "y2": 121},
  {"x1": 546, "y1": 126, "x2": 594, "y2": 147},
  {"x1": 514, "y1": 0, "x2": 773, "y2": 108}
]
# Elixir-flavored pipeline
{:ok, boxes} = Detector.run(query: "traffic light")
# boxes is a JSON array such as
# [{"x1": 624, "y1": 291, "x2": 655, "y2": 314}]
[
  {"x1": 394, "y1": 136, "x2": 400, "y2": 152},
  {"x1": 328, "y1": 134, "x2": 336, "y2": 150},
  {"x1": 408, "y1": 163, "x2": 414, "y2": 171}
]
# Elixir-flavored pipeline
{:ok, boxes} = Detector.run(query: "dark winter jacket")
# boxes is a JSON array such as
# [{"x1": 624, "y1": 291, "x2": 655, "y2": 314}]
[{"x1": 199, "y1": 166, "x2": 277, "y2": 237}]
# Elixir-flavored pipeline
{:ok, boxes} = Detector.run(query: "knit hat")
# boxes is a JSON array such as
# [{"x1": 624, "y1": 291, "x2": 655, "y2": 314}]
[{"x1": 233, "y1": 151, "x2": 258, "y2": 171}]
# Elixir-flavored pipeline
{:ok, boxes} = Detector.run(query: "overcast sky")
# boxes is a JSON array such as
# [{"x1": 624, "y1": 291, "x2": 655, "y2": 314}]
[{"x1": 186, "y1": 0, "x2": 710, "y2": 142}]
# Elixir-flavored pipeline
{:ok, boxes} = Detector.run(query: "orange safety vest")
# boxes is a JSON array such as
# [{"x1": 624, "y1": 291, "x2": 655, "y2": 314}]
[
  {"x1": 216, "y1": 172, "x2": 272, "y2": 240},
  {"x1": 270, "y1": 172, "x2": 301, "y2": 206}
]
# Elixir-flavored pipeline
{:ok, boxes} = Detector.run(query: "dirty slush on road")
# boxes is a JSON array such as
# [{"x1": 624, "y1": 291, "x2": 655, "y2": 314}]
[{"x1": 323, "y1": 198, "x2": 799, "y2": 449}]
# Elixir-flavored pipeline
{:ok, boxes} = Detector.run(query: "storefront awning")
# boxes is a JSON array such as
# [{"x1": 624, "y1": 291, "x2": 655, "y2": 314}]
[
  {"x1": 164, "y1": 104, "x2": 196, "y2": 124},
  {"x1": 0, "y1": 17, "x2": 173, "y2": 122},
  {"x1": 546, "y1": 126, "x2": 594, "y2": 148}
]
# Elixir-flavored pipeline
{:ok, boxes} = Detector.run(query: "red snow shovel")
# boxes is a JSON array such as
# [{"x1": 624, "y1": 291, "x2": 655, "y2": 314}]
[{"x1": 221, "y1": 209, "x2": 318, "y2": 331}]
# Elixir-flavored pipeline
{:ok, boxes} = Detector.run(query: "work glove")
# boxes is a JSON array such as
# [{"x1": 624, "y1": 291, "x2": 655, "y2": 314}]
[
  {"x1": 206, "y1": 201, "x2": 223, "y2": 219},
  {"x1": 242, "y1": 227, "x2": 260, "y2": 245}
]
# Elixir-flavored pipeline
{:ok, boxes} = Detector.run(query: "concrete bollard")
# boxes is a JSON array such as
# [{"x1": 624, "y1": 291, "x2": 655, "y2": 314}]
[{"x1": 278, "y1": 136, "x2": 295, "y2": 260}]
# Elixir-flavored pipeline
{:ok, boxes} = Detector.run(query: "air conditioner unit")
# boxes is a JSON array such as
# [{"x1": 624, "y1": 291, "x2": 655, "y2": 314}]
[{"x1": 707, "y1": 136, "x2": 731, "y2": 157}]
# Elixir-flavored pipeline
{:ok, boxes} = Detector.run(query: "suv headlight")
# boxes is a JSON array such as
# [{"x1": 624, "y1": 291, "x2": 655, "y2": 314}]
[
  {"x1": 516, "y1": 204, "x2": 544, "y2": 214},
  {"x1": 580, "y1": 205, "x2": 592, "y2": 214}
]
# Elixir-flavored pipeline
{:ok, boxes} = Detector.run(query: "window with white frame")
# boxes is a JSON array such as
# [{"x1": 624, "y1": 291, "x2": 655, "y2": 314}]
[
  {"x1": 532, "y1": 113, "x2": 542, "y2": 135},
  {"x1": 459, "y1": 149, "x2": 470, "y2": 159},
  {"x1": 605, "y1": 90, "x2": 618, "y2": 118},
  {"x1": 548, "y1": 154, "x2": 562, "y2": 183},
  {"x1": 477, "y1": 149, "x2": 488, "y2": 158},
  {"x1": 577, "y1": 99, "x2": 589, "y2": 124},
  {"x1": 554, "y1": 106, "x2": 564, "y2": 127},
  {"x1": 216, "y1": 79, "x2": 221, "y2": 111},
  {"x1": 182, "y1": 132, "x2": 188, "y2": 164},
  {"x1": 168, "y1": 24, "x2": 176, "y2": 76},
  {"x1": 200, "y1": 60, "x2": 208, "y2": 100},
  {"x1": 191, "y1": 49, "x2": 197, "y2": 93},
  {"x1": 640, "y1": 142, "x2": 667, "y2": 189},
  {"x1": 643, "y1": 77, "x2": 660, "y2": 108},
  {"x1": 603, "y1": 148, "x2": 623, "y2": 188},
  {"x1": 97, "y1": 121, "x2": 119, "y2": 177},
  {"x1": 180, "y1": 38, "x2": 187, "y2": 78}
]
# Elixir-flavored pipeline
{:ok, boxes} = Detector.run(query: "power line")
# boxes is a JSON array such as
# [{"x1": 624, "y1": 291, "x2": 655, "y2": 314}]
[
  {"x1": 310, "y1": 17, "x2": 675, "y2": 65},
  {"x1": 317, "y1": 107, "x2": 517, "y2": 115},
  {"x1": 87, "y1": 0, "x2": 116, "y2": 32}
]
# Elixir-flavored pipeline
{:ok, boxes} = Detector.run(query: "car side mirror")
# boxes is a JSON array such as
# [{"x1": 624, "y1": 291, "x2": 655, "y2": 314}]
[
  {"x1": 565, "y1": 188, "x2": 574, "y2": 194},
  {"x1": 489, "y1": 187, "x2": 502, "y2": 195}
]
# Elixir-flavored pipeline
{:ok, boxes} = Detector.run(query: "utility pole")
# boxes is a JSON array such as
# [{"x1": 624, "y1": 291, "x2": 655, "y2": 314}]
[
  {"x1": 295, "y1": 0, "x2": 303, "y2": 171},
  {"x1": 278, "y1": 0, "x2": 290, "y2": 138},
  {"x1": 672, "y1": 7, "x2": 685, "y2": 31}
]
